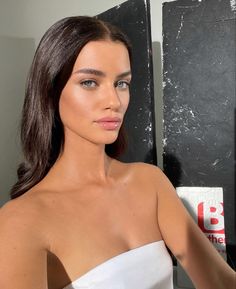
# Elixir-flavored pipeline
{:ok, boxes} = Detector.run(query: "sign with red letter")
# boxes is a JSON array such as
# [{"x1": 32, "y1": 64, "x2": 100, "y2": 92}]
[
  {"x1": 176, "y1": 187, "x2": 226, "y2": 258},
  {"x1": 176, "y1": 187, "x2": 226, "y2": 289}
]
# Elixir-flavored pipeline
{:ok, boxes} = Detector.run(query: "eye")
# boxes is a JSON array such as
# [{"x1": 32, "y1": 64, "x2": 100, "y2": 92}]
[
  {"x1": 80, "y1": 80, "x2": 97, "y2": 88},
  {"x1": 116, "y1": 80, "x2": 130, "y2": 90}
]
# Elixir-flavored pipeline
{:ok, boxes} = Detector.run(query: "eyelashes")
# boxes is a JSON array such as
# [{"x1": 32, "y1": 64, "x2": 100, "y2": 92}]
[
  {"x1": 115, "y1": 80, "x2": 130, "y2": 90},
  {"x1": 80, "y1": 79, "x2": 131, "y2": 90},
  {"x1": 80, "y1": 80, "x2": 97, "y2": 88}
]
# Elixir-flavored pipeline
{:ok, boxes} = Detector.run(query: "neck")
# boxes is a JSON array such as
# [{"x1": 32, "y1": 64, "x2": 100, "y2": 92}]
[{"x1": 49, "y1": 131, "x2": 114, "y2": 185}]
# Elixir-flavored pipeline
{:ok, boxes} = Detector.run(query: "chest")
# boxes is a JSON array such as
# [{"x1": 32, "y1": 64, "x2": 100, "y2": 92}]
[{"x1": 47, "y1": 182, "x2": 161, "y2": 289}]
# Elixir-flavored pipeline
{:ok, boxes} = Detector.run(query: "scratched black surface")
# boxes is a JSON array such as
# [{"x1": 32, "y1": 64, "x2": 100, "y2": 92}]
[
  {"x1": 163, "y1": 0, "x2": 236, "y2": 267},
  {"x1": 97, "y1": 0, "x2": 157, "y2": 164}
]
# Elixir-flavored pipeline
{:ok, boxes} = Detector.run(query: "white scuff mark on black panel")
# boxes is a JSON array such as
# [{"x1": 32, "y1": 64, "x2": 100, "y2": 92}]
[
  {"x1": 230, "y1": 0, "x2": 236, "y2": 11},
  {"x1": 212, "y1": 159, "x2": 220, "y2": 166},
  {"x1": 226, "y1": 151, "x2": 232, "y2": 158},
  {"x1": 145, "y1": 123, "x2": 152, "y2": 132},
  {"x1": 172, "y1": 117, "x2": 178, "y2": 122},
  {"x1": 144, "y1": 0, "x2": 148, "y2": 10},
  {"x1": 162, "y1": 0, "x2": 178, "y2": 3},
  {"x1": 198, "y1": 171, "x2": 207, "y2": 176},
  {"x1": 195, "y1": 137, "x2": 204, "y2": 143},
  {"x1": 166, "y1": 77, "x2": 174, "y2": 86},
  {"x1": 176, "y1": 4, "x2": 201, "y2": 9},
  {"x1": 176, "y1": 14, "x2": 184, "y2": 39},
  {"x1": 116, "y1": 4, "x2": 121, "y2": 9},
  {"x1": 222, "y1": 99, "x2": 229, "y2": 106},
  {"x1": 145, "y1": 82, "x2": 151, "y2": 93},
  {"x1": 189, "y1": 109, "x2": 195, "y2": 118},
  {"x1": 147, "y1": 138, "x2": 153, "y2": 148},
  {"x1": 163, "y1": 138, "x2": 167, "y2": 147}
]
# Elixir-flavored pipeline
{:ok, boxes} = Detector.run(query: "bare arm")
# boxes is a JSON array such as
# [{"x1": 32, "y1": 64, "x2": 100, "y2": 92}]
[
  {"x1": 154, "y1": 167, "x2": 236, "y2": 289},
  {"x1": 0, "y1": 200, "x2": 49, "y2": 289}
]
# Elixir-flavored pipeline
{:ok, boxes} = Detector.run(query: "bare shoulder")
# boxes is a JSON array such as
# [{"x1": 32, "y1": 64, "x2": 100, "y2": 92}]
[
  {"x1": 0, "y1": 194, "x2": 49, "y2": 289},
  {"x1": 0, "y1": 192, "x2": 51, "y2": 251},
  {"x1": 1, "y1": 190, "x2": 50, "y2": 234},
  {"x1": 125, "y1": 161, "x2": 163, "y2": 174},
  {"x1": 117, "y1": 161, "x2": 168, "y2": 185}
]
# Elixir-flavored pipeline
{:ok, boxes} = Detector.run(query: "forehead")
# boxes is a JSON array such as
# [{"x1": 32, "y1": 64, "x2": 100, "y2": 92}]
[{"x1": 72, "y1": 40, "x2": 130, "y2": 72}]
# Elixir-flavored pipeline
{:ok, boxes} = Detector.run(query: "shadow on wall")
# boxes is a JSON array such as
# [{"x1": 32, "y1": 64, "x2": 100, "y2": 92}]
[
  {"x1": 229, "y1": 108, "x2": 236, "y2": 268},
  {"x1": 0, "y1": 36, "x2": 35, "y2": 207},
  {"x1": 152, "y1": 41, "x2": 164, "y2": 169},
  {"x1": 163, "y1": 152, "x2": 182, "y2": 187}
]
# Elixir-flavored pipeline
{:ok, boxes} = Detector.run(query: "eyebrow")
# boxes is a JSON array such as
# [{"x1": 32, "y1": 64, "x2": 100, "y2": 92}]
[{"x1": 74, "y1": 68, "x2": 132, "y2": 78}]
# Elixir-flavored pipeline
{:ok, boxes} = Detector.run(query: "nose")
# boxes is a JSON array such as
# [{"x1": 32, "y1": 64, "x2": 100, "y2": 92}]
[{"x1": 105, "y1": 85, "x2": 121, "y2": 111}]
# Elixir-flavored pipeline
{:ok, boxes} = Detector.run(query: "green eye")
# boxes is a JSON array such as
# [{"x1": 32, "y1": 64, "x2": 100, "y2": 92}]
[
  {"x1": 81, "y1": 80, "x2": 97, "y2": 88},
  {"x1": 116, "y1": 80, "x2": 130, "y2": 89}
]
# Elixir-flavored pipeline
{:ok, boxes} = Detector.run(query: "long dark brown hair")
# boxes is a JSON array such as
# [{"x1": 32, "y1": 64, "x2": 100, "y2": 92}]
[{"x1": 10, "y1": 16, "x2": 132, "y2": 199}]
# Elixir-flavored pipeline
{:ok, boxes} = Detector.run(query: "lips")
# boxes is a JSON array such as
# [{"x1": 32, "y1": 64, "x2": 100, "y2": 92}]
[{"x1": 96, "y1": 117, "x2": 122, "y2": 130}]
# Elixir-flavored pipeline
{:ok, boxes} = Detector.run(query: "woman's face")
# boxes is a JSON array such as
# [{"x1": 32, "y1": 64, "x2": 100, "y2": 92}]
[{"x1": 59, "y1": 40, "x2": 131, "y2": 146}]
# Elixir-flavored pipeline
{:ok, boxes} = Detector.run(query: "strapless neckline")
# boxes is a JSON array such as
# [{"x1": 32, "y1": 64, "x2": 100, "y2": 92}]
[{"x1": 63, "y1": 240, "x2": 165, "y2": 289}]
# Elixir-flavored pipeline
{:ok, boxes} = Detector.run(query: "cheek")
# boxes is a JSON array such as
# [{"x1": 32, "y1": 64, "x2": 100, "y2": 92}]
[
  {"x1": 59, "y1": 87, "x2": 93, "y2": 125},
  {"x1": 121, "y1": 93, "x2": 130, "y2": 114}
]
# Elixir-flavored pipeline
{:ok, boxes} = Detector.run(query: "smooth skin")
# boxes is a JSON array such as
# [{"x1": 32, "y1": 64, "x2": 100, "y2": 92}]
[{"x1": 0, "y1": 40, "x2": 235, "y2": 289}]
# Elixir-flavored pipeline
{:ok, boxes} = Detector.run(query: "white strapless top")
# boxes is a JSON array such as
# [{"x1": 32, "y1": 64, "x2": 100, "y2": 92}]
[{"x1": 62, "y1": 240, "x2": 173, "y2": 289}]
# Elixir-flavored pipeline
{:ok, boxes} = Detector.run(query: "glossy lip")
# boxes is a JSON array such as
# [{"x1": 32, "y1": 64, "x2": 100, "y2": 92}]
[
  {"x1": 95, "y1": 117, "x2": 122, "y2": 130},
  {"x1": 96, "y1": 117, "x2": 122, "y2": 122}
]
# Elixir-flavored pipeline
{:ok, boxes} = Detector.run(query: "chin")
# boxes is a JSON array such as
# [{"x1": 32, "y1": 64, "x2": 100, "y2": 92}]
[
  {"x1": 104, "y1": 136, "x2": 119, "y2": 145},
  {"x1": 99, "y1": 133, "x2": 119, "y2": 145}
]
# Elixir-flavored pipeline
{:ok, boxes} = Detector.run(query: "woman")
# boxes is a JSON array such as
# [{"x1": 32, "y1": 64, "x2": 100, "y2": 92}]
[{"x1": 0, "y1": 16, "x2": 235, "y2": 289}]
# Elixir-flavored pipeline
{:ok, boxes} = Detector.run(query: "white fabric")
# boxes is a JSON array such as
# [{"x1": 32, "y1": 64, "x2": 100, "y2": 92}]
[{"x1": 63, "y1": 240, "x2": 173, "y2": 289}]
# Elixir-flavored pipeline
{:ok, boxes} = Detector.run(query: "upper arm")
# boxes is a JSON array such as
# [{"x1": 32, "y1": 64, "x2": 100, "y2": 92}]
[
  {"x1": 154, "y1": 167, "x2": 192, "y2": 259},
  {"x1": 153, "y1": 167, "x2": 235, "y2": 289},
  {"x1": 0, "y1": 201, "x2": 48, "y2": 289}
]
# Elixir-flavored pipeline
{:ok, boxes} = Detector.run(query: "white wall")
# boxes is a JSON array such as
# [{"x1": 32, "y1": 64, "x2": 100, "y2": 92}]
[
  {"x1": 0, "y1": 36, "x2": 35, "y2": 204},
  {"x1": 0, "y1": 0, "x2": 175, "y2": 205},
  {"x1": 0, "y1": 0, "x2": 174, "y2": 49}
]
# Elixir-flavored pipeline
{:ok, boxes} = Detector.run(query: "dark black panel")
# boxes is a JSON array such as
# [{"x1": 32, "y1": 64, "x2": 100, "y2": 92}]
[
  {"x1": 97, "y1": 0, "x2": 157, "y2": 164},
  {"x1": 163, "y1": 0, "x2": 236, "y2": 267}
]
